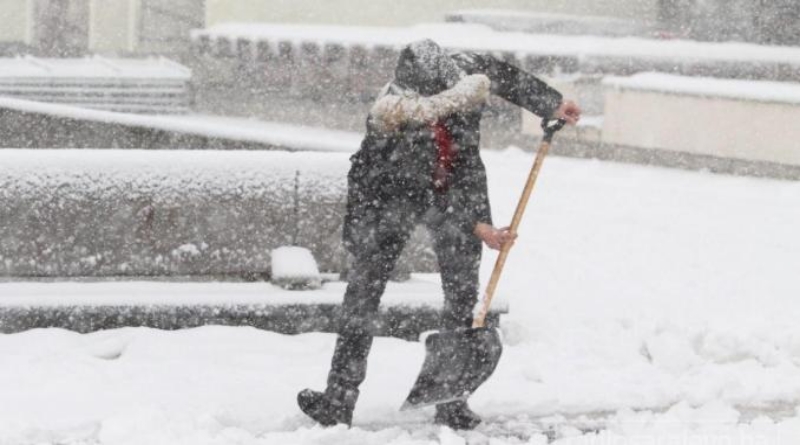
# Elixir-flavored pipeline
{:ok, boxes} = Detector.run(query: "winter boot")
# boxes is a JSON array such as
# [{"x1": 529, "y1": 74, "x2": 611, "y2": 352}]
[
  {"x1": 434, "y1": 401, "x2": 482, "y2": 430},
  {"x1": 297, "y1": 386, "x2": 358, "y2": 427}
]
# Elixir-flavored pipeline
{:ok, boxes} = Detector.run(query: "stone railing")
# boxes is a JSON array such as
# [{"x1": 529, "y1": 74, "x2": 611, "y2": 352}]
[{"x1": 190, "y1": 23, "x2": 800, "y2": 101}]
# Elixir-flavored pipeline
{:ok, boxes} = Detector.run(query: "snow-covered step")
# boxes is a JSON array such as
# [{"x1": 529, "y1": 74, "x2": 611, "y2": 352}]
[
  {"x1": 0, "y1": 277, "x2": 508, "y2": 338},
  {"x1": 0, "y1": 56, "x2": 192, "y2": 115}
]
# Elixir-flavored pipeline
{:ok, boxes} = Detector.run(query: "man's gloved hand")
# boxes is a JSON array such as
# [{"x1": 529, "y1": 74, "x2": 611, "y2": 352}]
[{"x1": 474, "y1": 223, "x2": 517, "y2": 250}]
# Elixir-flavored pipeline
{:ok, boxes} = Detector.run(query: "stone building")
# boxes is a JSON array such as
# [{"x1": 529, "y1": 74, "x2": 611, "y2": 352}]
[
  {"x1": 0, "y1": 0, "x2": 795, "y2": 58},
  {"x1": 205, "y1": 0, "x2": 799, "y2": 45},
  {"x1": 204, "y1": 0, "x2": 659, "y2": 28},
  {"x1": 658, "y1": 0, "x2": 800, "y2": 45},
  {"x1": 0, "y1": 0, "x2": 205, "y2": 57}
]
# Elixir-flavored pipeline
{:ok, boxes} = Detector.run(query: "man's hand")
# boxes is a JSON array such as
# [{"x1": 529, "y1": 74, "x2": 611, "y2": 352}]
[
  {"x1": 552, "y1": 100, "x2": 582, "y2": 125},
  {"x1": 474, "y1": 223, "x2": 517, "y2": 250}
]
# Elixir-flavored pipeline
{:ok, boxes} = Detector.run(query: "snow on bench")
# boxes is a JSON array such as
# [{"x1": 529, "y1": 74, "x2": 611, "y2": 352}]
[
  {"x1": 0, "y1": 56, "x2": 192, "y2": 114},
  {"x1": 0, "y1": 276, "x2": 507, "y2": 338}
]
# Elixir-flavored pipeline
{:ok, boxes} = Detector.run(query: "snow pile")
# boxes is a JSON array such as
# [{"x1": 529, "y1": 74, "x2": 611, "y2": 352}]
[
  {"x1": 604, "y1": 72, "x2": 800, "y2": 105},
  {"x1": 271, "y1": 246, "x2": 323, "y2": 290}
]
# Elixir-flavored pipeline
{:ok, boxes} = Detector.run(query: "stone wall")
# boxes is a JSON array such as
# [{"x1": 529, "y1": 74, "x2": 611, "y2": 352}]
[{"x1": 0, "y1": 133, "x2": 436, "y2": 279}]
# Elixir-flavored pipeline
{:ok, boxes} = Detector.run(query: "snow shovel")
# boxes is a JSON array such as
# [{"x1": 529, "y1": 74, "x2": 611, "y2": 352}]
[{"x1": 401, "y1": 118, "x2": 566, "y2": 410}]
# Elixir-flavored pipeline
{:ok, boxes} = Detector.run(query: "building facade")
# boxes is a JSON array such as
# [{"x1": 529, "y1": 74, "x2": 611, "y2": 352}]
[
  {"x1": 204, "y1": 0, "x2": 799, "y2": 45},
  {"x1": 0, "y1": 0, "x2": 204, "y2": 57},
  {"x1": 204, "y1": 0, "x2": 659, "y2": 27},
  {"x1": 0, "y1": 1, "x2": 795, "y2": 57},
  {"x1": 659, "y1": 0, "x2": 800, "y2": 44}
]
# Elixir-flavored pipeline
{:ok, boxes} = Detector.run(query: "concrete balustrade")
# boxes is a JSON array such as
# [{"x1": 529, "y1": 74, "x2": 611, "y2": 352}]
[{"x1": 190, "y1": 23, "x2": 800, "y2": 99}]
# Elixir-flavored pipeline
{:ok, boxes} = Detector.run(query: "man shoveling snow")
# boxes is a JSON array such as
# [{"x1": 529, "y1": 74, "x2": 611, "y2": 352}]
[{"x1": 298, "y1": 39, "x2": 581, "y2": 430}]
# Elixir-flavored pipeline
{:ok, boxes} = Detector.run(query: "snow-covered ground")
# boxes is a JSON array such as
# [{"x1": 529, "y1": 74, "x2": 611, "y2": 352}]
[{"x1": 2, "y1": 149, "x2": 799, "y2": 444}]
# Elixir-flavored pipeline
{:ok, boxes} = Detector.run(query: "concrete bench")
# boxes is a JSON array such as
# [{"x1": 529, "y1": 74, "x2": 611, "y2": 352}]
[
  {"x1": 518, "y1": 72, "x2": 800, "y2": 180},
  {"x1": 602, "y1": 73, "x2": 800, "y2": 167}
]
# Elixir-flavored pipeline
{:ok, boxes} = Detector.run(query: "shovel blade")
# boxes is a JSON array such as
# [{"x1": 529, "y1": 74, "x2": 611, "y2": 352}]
[{"x1": 401, "y1": 327, "x2": 503, "y2": 410}]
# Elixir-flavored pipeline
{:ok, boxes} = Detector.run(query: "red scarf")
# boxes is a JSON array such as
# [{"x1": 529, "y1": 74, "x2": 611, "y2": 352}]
[{"x1": 431, "y1": 120, "x2": 455, "y2": 192}]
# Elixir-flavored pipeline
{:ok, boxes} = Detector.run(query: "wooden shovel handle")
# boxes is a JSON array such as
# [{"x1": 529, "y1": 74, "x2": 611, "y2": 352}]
[{"x1": 472, "y1": 119, "x2": 564, "y2": 328}]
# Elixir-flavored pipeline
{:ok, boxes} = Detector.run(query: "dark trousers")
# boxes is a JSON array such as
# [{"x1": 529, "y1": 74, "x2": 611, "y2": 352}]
[{"x1": 325, "y1": 197, "x2": 482, "y2": 403}]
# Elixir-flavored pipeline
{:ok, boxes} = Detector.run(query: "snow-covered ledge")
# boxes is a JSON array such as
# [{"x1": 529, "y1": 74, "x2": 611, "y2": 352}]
[
  {"x1": 0, "y1": 97, "x2": 361, "y2": 152},
  {"x1": 602, "y1": 73, "x2": 800, "y2": 167},
  {"x1": 0, "y1": 277, "x2": 506, "y2": 337}
]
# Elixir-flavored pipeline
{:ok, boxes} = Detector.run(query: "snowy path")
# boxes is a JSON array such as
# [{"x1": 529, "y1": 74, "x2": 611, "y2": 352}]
[
  {"x1": 0, "y1": 276, "x2": 487, "y2": 310},
  {"x1": 1, "y1": 150, "x2": 799, "y2": 444}
]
